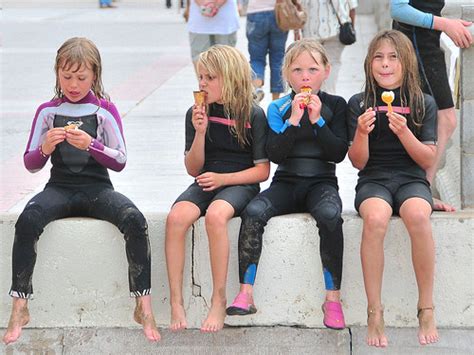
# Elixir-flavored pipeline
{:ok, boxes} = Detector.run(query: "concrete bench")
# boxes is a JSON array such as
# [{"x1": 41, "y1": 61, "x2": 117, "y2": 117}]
[{"x1": 0, "y1": 212, "x2": 472, "y2": 329}]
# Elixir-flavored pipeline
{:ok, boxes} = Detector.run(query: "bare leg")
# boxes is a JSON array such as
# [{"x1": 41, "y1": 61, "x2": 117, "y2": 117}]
[
  {"x1": 134, "y1": 295, "x2": 161, "y2": 342},
  {"x1": 271, "y1": 93, "x2": 280, "y2": 100},
  {"x1": 426, "y1": 107, "x2": 456, "y2": 211},
  {"x1": 399, "y1": 198, "x2": 439, "y2": 345},
  {"x1": 359, "y1": 198, "x2": 392, "y2": 348},
  {"x1": 3, "y1": 298, "x2": 29, "y2": 345},
  {"x1": 325, "y1": 290, "x2": 341, "y2": 302},
  {"x1": 165, "y1": 201, "x2": 201, "y2": 331},
  {"x1": 200, "y1": 200, "x2": 234, "y2": 332}
]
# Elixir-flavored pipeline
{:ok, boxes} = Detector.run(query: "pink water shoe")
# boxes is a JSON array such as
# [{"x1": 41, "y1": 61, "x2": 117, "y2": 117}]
[
  {"x1": 226, "y1": 292, "x2": 257, "y2": 316},
  {"x1": 322, "y1": 301, "x2": 346, "y2": 330}
]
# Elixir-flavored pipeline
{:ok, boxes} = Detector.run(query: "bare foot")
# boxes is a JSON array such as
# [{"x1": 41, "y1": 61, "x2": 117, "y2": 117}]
[
  {"x1": 134, "y1": 298, "x2": 161, "y2": 342},
  {"x1": 3, "y1": 299, "x2": 30, "y2": 345},
  {"x1": 170, "y1": 303, "x2": 187, "y2": 332},
  {"x1": 418, "y1": 308, "x2": 439, "y2": 345},
  {"x1": 367, "y1": 307, "x2": 388, "y2": 348},
  {"x1": 200, "y1": 300, "x2": 226, "y2": 333},
  {"x1": 432, "y1": 197, "x2": 455, "y2": 212}
]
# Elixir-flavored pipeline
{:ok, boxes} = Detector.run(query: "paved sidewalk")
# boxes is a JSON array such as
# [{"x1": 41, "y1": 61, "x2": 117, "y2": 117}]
[{"x1": 0, "y1": 0, "x2": 370, "y2": 214}]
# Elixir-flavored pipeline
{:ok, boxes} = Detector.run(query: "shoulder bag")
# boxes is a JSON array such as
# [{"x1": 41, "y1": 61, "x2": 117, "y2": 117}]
[{"x1": 274, "y1": 0, "x2": 307, "y2": 32}]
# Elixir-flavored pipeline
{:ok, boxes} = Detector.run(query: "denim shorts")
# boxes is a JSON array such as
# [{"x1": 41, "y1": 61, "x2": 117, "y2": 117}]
[{"x1": 246, "y1": 11, "x2": 288, "y2": 93}]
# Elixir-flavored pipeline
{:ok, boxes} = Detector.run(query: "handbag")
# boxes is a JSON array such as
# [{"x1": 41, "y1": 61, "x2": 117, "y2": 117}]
[
  {"x1": 328, "y1": 0, "x2": 356, "y2": 45},
  {"x1": 274, "y1": 0, "x2": 307, "y2": 32}
]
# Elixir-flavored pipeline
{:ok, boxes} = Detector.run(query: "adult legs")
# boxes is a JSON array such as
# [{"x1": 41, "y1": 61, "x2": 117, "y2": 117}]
[
  {"x1": 200, "y1": 200, "x2": 235, "y2": 332},
  {"x1": 268, "y1": 13, "x2": 288, "y2": 100},
  {"x1": 320, "y1": 37, "x2": 345, "y2": 94},
  {"x1": 399, "y1": 198, "x2": 438, "y2": 345},
  {"x1": 91, "y1": 189, "x2": 159, "y2": 341},
  {"x1": 165, "y1": 201, "x2": 201, "y2": 331},
  {"x1": 358, "y1": 198, "x2": 392, "y2": 347},
  {"x1": 426, "y1": 107, "x2": 457, "y2": 211},
  {"x1": 246, "y1": 12, "x2": 270, "y2": 100}
]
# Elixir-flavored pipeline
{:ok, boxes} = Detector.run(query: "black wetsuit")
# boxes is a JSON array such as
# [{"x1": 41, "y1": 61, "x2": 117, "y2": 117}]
[
  {"x1": 174, "y1": 103, "x2": 269, "y2": 216},
  {"x1": 237, "y1": 91, "x2": 348, "y2": 290},
  {"x1": 10, "y1": 93, "x2": 151, "y2": 299},
  {"x1": 347, "y1": 87, "x2": 438, "y2": 214}
]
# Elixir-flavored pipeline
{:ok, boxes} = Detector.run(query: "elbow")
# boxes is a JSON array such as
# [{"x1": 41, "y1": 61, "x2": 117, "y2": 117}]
[{"x1": 186, "y1": 167, "x2": 200, "y2": 177}]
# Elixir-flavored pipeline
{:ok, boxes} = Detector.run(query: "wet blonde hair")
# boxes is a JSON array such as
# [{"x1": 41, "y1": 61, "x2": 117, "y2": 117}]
[
  {"x1": 197, "y1": 45, "x2": 255, "y2": 147},
  {"x1": 364, "y1": 30, "x2": 425, "y2": 130},
  {"x1": 54, "y1": 37, "x2": 109, "y2": 101},
  {"x1": 281, "y1": 38, "x2": 330, "y2": 90}
]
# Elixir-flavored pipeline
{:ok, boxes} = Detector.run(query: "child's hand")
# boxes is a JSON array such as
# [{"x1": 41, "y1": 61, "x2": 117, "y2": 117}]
[
  {"x1": 307, "y1": 94, "x2": 322, "y2": 124},
  {"x1": 289, "y1": 93, "x2": 307, "y2": 126},
  {"x1": 65, "y1": 128, "x2": 93, "y2": 151},
  {"x1": 42, "y1": 127, "x2": 66, "y2": 155},
  {"x1": 387, "y1": 111, "x2": 409, "y2": 137},
  {"x1": 356, "y1": 108, "x2": 376, "y2": 136},
  {"x1": 192, "y1": 104, "x2": 208, "y2": 134},
  {"x1": 196, "y1": 172, "x2": 225, "y2": 191}
]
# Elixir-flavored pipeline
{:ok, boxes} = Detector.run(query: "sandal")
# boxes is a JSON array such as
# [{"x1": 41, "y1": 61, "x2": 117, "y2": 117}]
[
  {"x1": 322, "y1": 301, "x2": 346, "y2": 330},
  {"x1": 226, "y1": 292, "x2": 257, "y2": 316}
]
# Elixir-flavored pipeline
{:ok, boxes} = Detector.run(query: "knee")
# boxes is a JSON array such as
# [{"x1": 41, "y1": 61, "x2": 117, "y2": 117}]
[
  {"x1": 119, "y1": 207, "x2": 148, "y2": 237},
  {"x1": 363, "y1": 212, "x2": 390, "y2": 234},
  {"x1": 438, "y1": 108, "x2": 457, "y2": 137},
  {"x1": 15, "y1": 206, "x2": 44, "y2": 240},
  {"x1": 204, "y1": 206, "x2": 229, "y2": 230},
  {"x1": 242, "y1": 198, "x2": 272, "y2": 224},
  {"x1": 312, "y1": 202, "x2": 341, "y2": 231}
]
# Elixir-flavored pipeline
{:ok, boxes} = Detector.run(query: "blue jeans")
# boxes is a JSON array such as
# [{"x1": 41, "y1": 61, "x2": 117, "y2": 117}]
[{"x1": 246, "y1": 11, "x2": 288, "y2": 94}]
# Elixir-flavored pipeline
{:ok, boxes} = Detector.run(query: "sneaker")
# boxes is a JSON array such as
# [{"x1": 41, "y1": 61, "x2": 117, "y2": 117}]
[
  {"x1": 255, "y1": 88, "x2": 265, "y2": 103},
  {"x1": 226, "y1": 292, "x2": 257, "y2": 316},
  {"x1": 322, "y1": 301, "x2": 346, "y2": 330}
]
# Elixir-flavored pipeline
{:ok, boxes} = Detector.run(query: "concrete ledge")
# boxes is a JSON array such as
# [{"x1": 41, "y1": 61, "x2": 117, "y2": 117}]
[{"x1": 1, "y1": 212, "x2": 473, "y2": 329}]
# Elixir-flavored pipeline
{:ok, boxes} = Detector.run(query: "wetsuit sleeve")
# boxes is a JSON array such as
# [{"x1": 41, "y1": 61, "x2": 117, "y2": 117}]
[
  {"x1": 265, "y1": 100, "x2": 298, "y2": 164},
  {"x1": 91, "y1": 101, "x2": 127, "y2": 172},
  {"x1": 419, "y1": 94, "x2": 438, "y2": 145},
  {"x1": 184, "y1": 106, "x2": 195, "y2": 154},
  {"x1": 390, "y1": 0, "x2": 434, "y2": 29},
  {"x1": 250, "y1": 105, "x2": 269, "y2": 164},
  {"x1": 313, "y1": 96, "x2": 348, "y2": 163},
  {"x1": 23, "y1": 104, "x2": 53, "y2": 173},
  {"x1": 346, "y1": 93, "x2": 364, "y2": 145}
]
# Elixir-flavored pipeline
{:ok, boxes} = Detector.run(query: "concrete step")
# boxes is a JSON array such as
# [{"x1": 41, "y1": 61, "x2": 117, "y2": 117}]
[{"x1": 1, "y1": 326, "x2": 472, "y2": 354}]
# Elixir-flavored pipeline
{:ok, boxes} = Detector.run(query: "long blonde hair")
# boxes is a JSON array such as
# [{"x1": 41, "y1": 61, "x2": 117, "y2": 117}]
[
  {"x1": 197, "y1": 45, "x2": 254, "y2": 147},
  {"x1": 54, "y1": 37, "x2": 109, "y2": 101},
  {"x1": 281, "y1": 38, "x2": 330, "y2": 90},
  {"x1": 364, "y1": 30, "x2": 425, "y2": 130}
]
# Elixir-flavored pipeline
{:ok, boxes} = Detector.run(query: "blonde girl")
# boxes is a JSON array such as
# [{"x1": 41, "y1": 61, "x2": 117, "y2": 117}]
[
  {"x1": 166, "y1": 45, "x2": 270, "y2": 333},
  {"x1": 227, "y1": 39, "x2": 349, "y2": 330}
]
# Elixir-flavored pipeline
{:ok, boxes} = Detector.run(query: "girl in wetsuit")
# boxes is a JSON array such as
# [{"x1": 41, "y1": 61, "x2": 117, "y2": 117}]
[
  {"x1": 347, "y1": 30, "x2": 439, "y2": 347},
  {"x1": 226, "y1": 39, "x2": 349, "y2": 330},
  {"x1": 2, "y1": 37, "x2": 160, "y2": 345},
  {"x1": 165, "y1": 45, "x2": 270, "y2": 333}
]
